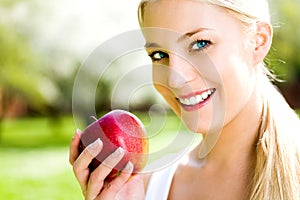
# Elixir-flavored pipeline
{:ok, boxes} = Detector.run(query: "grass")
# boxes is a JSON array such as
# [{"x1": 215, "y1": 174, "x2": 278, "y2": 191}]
[
  {"x1": 0, "y1": 116, "x2": 77, "y2": 148},
  {"x1": 0, "y1": 110, "x2": 298, "y2": 200},
  {"x1": 0, "y1": 112, "x2": 190, "y2": 200},
  {"x1": 0, "y1": 115, "x2": 83, "y2": 200},
  {"x1": 0, "y1": 147, "x2": 82, "y2": 200}
]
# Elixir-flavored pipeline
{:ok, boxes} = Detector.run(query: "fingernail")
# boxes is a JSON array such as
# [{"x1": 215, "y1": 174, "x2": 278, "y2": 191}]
[
  {"x1": 72, "y1": 129, "x2": 81, "y2": 140},
  {"x1": 93, "y1": 138, "x2": 103, "y2": 147},
  {"x1": 74, "y1": 128, "x2": 82, "y2": 138},
  {"x1": 112, "y1": 147, "x2": 124, "y2": 157},
  {"x1": 76, "y1": 128, "x2": 82, "y2": 134},
  {"x1": 124, "y1": 161, "x2": 133, "y2": 171},
  {"x1": 91, "y1": 138, "x2": 102, "y2": 148},
  {"x1": 88, "y1": 138, "x2": 103, "y2": 156}
]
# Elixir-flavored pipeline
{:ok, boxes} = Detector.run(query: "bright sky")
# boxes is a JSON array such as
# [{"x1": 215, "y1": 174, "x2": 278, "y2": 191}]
[{"x1": 36, "y1": 0, "x2": 142, "y2": 58}]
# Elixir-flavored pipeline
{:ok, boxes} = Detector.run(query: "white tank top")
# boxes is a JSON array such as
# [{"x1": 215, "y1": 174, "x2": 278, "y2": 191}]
[{"x1": 145, "y1": 163, "x2": 178, "y2": 200}]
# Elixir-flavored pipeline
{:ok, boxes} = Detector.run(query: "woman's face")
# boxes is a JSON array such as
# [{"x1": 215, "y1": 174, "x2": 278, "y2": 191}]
[{"x1": 142, "y1": 0, "x2": 258, "y2": 133}]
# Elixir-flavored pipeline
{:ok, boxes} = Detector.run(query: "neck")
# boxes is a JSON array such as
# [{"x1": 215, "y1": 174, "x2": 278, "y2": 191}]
[{"x1": 190, "y1": 84, "x2": 263, "y2": 169}]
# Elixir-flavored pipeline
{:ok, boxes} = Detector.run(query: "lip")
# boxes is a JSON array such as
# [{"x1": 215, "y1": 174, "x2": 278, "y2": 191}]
[{"x1": 176, "y1": 88, "x2": 216, "y2": 112}]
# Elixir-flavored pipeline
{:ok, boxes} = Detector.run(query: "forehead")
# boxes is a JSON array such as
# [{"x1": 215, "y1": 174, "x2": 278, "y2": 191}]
[{"x1": 142, "y1": 0, "x2": 241, "y2": 33}]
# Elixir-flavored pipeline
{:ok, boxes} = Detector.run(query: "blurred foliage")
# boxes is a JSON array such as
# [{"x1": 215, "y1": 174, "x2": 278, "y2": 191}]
[
  {"x1": 269, "y1": 0, "x2": 300, "y2": 82},
  {"x1": 268, "y1": 0, "x2": 300, "y2": 108},
  {"x1": 0, "y1": 0, "x2": 299, "y2": 119},
  {"x1": 0, "y1": 0, "x2": 79, "y2": 117},
  {"x1": 0, "y1": 1, "x2": 51, "y2": 115},
  {"x1": 0, "y1": 23, "x2": 54, "y2": 113}
]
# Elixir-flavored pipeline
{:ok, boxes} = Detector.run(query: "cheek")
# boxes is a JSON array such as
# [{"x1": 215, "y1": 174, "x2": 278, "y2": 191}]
[
  {"x1": 152, "y1": 65, "x2": 182, "y2": 115},
  {"x1": 216, "y1": 53, "x2": 256, "y2": 123},
  {"x1": 152, "y1": 64, "x2": 170, "y2": 86},
  {"x1": 153, "y1": 84, "x2": 181, "y2": 117},
  {"x1": 213, "y1": 39, "x2": 255, "y2": 91},
  {"x1": 152, "y1": 66, "x2": 170, "y2": 100}
]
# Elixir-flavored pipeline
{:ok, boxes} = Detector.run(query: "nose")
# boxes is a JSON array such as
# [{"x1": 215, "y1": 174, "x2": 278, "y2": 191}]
[{"x1": 168, "y1": 54, "x2": 197, "y2": 89}]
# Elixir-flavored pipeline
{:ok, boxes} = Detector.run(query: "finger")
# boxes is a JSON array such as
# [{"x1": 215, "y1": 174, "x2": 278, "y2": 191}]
[
  {"x1": 69, "y1": 129, "x2": 82, "y2": 165},
  {"x1": 86, "y1": 147, "x2": 125, "y2": 200},
  {"x1": 73, "y1": 138, "x2": 103, "y2": 192},
  {"x1": 100, "y1": 161, "x2": 134, "y2": 198}
]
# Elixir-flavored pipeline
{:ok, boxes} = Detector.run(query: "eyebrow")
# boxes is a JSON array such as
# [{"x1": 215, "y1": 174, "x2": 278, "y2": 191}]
[
  {"x1": 144, "y1": 42, "x2": 161, "y2": 48},
  {"x1": 178, "y1": 28, "x2": 213, "y2": 41},
  {"x1": 144, "y1": 28, "x2": 213, "y2": 48}
]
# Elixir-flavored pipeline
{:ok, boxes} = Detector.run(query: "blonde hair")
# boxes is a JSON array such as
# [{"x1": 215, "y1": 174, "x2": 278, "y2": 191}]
[{"x1": 138, "y1": 0, "x2": 300, "y2": 199}]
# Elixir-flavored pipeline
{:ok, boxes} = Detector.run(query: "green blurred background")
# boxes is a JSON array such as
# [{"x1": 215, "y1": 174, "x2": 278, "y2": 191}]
[{"x1": 0, "y1": 0, "x2": 299, "y2": 199}]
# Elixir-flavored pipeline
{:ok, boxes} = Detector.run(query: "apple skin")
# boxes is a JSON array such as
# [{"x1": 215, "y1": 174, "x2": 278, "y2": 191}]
[{"x1": 79, "y1": 109, "x2": 149, "y2": 181}]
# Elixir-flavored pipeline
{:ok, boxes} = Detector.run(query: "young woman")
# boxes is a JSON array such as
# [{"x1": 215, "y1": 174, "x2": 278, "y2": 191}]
[{"x1": 69, "y1": 0, "x2": 300, "y2": 199}]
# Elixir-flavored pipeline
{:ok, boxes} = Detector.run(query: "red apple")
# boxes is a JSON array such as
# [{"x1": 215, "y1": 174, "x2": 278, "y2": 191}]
[{"x1": 79, "y1": 109, "x2": 149, "y2": 181}]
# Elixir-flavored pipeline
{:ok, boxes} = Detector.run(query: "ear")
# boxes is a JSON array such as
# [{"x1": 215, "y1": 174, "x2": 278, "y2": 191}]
[{"x1": 253, "y1": 21, "x2": 273, "y2": 65}]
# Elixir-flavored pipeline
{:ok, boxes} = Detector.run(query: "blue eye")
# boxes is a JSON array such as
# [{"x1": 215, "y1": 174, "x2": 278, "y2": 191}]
[
  {"x1": 190, "y1": 40, "x2": 211, "y2": 51},
  {"x1": 149, "y1": 51, "x2": 169, "y2": 61}
]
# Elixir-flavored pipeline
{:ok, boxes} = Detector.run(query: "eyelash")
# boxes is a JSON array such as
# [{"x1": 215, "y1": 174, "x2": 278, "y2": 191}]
[
  {"x1": 189, "y1": 39, "x2": 212, "y2": 52},
  {"x1": 148, "y1": 51, "x2": 169, "y2": 62},
  {"x1": 147, "y1": 39, "x2": 212, "y2": 62}
]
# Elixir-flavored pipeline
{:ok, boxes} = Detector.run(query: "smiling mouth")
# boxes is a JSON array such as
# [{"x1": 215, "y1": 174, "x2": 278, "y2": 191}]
[{"x1": 176, "y1": 88, "x2": 216, "y2": 106}]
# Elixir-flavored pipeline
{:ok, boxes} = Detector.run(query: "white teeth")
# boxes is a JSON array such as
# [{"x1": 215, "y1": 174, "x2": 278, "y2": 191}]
[
  {"x1": 196, "y1": 95, "x2": 202, "y2": 102},
  {"x1": 190, "y1": 96, "x2": 197, "y2": 105},
  {"x1": 183, "y1": 98, "x2": 189, "y2": 105},
  {"x1": 178, "y1": 89, "x2": 215, "y2": 106},
  {"x1": 201, "y1": 92, "x2": 208, "y2": 100}
]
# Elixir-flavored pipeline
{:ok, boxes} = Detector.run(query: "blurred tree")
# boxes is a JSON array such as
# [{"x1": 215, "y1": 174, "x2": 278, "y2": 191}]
[
  {"x1": 0, "y1": 0, "x2": 299, "y2": 122},
  {"x1": 268, "y1": 0, "x2": 300, "y2": 108},
  {"x1": 0, "y1": 23, "x2": 57, "y2": 115},
  {"x1": 0, "y1": 0, "x2": 66, "y2": 141},
  {"x1": 0, "y1": 0, "x2": 75, "y2": 118}
]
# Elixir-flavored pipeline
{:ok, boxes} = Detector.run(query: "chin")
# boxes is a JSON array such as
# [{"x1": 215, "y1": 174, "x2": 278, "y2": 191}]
[
  {"x1": 180, "y1": 108, "x2": 214, "y2": 132},
  {"x1": 182, "y1": 117, "x2": 213, "y2": 134}
]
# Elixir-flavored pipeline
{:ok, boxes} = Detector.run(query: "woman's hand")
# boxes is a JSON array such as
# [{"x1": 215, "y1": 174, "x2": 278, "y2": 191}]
[{"x1": 69, "y1": 129, "x2": 145, "y2": 200}]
